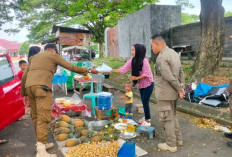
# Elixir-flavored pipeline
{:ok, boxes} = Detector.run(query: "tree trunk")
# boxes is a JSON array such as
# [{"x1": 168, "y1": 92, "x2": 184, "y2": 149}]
[
  {"x1": 191, "y1": 0, "x2": 225, "y2": 82},
  {"x1": 99, "y1": 43, "x2": 104, "y2": 57}
]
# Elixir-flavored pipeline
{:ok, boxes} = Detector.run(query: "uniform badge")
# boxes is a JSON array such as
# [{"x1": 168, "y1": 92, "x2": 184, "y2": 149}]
[{"x1": 157, "y1": 62, "x2": 162, "y2": 71}]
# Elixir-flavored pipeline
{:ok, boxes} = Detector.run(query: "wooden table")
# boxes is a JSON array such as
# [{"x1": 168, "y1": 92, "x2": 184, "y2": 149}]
[
  {"x1": 73, "y1": 77, "x2": 99, "y2": 96},
  {"x1": 52, "y1": 102, "x2": 89, "y2": 118},
  {"x1": 94, "y1": 106, "x2": 119, "y2": 120}
]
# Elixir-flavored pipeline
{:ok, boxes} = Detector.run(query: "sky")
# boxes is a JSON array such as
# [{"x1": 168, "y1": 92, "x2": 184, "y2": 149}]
[{"x1": 0, "y1": 0, "x2": 231, "y2": 43}]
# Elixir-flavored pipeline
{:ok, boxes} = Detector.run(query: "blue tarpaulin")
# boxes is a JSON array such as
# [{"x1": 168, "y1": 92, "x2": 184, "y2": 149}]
[{"x1": 194, "y1": 83, "x2": 228, "y2": 98}]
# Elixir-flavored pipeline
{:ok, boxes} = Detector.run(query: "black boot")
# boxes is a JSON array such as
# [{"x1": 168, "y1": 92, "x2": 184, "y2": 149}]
[
  {"x1": 227, "y1": 141, "x2": 232, "y2": 147},
  {"x1": 224, "y1": 132, "x2": 232, "y2": 138}
]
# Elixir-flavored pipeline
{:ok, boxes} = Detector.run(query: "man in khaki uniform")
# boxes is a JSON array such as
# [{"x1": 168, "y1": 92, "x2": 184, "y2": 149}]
[
  {"x1": 21, "y1": 44, "x2": 98, "y2": 157},
  {"x1": 151, "y1": 35, "x2": 185, "y2": 152},
  {"x1": 224, "y1": 35, "x2": 232, "y2": 147}
]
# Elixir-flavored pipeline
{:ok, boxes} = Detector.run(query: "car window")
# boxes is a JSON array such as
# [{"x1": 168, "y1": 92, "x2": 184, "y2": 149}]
[{"x1": 0, "y1": 56, "x2": 14, "y2": 86}]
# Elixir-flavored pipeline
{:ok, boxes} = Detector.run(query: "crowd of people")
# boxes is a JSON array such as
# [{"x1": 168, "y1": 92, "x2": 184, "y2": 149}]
[
  {"x1": 1, "y1": 35, "x2": 232, "y2": 156},
  {"x1": 111, "y1": 35, "x2": 185, "y2": 152}
]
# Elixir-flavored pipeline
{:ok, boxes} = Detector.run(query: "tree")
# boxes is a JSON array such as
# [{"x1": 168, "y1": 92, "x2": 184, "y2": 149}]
[
  {"x1": 0, "y1": 1, "x2": 13, "y2": 30},
  {"x1": 18, "y1": 42, "x2": 30, "y2": 56},
  {"x1": 14, "y1": 0, "x2": 158, "y2": 57},
  {"x1": 191, "y1": 0, "x2": 225, "y2": 82},
  {"x1": 175, "y1": 0, "x2": 200, "y2": 24},
  {"x1": 0, "y1": 0, "x2": 19, "y2": 33},
  {"x1": 181, "y1": 13, "x2": 199, "y2": 24},
  {"x1": 225, "y1": 11, "x2": 232, "y2": 17}
]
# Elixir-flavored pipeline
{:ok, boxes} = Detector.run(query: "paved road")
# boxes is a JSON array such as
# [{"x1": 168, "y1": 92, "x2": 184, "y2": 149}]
[{"x1": 0, "y1": 88, "x2": 231, "y2": 157}]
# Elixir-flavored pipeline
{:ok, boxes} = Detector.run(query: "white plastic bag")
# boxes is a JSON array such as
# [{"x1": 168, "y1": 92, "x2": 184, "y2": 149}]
[{"x1": 96, "y1": 63, "x2": 112, "y2": 72}]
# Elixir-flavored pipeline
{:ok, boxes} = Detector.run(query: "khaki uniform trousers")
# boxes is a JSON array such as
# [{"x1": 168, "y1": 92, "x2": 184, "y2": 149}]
[
  {"x1": 26, "y1": 85, "x2": 53, "y2": 144},
  {"x1": 157, "y1": 100, "x2": 182, "y2": 147}
]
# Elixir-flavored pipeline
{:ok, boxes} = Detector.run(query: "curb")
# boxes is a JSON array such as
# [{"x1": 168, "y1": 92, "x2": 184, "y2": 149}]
[{"x1": 105, "y1": 79, "x2": 232, "y2": 126}]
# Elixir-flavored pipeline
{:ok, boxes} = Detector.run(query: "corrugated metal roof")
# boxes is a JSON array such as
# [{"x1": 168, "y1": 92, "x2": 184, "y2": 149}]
[{"x1": 52, "y1": 25, "x2": 90, "y2": 34}]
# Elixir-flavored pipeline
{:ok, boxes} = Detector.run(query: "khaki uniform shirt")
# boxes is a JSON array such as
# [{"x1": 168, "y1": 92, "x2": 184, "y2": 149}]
[
  {"x1": 21, "y1": 50, "x2": 88, "y2": 96},
  {"x1": 154, "y1": 46, "x2": 185, "y2": 101}
]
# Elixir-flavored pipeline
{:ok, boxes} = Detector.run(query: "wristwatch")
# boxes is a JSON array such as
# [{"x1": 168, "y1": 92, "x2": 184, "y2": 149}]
[{"x1": 88, "y1": 69, "x2": 92, "y2": 73}]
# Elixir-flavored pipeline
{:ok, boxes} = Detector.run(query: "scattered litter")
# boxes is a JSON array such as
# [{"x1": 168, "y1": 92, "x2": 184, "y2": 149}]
[
  {"x1": 214, "y1": 126, "x2": 231, "y2": 132},
  {"x1": 194, "y1": 117, "x2": 232, "y2": 132}
]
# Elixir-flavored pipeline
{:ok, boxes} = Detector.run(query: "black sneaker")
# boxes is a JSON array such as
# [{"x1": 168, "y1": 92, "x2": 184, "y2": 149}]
[
  {"x1": 227, "y1": 141, "x2": 232, "y2": 147},
  {"x1": 224, "y1": 132, "x2": 232, "y2": 139}
]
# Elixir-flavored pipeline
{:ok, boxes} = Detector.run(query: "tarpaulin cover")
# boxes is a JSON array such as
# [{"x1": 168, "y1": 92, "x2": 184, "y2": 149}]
[{"x1": 194, "y1": 83, "x2": 228, "y2": 98}]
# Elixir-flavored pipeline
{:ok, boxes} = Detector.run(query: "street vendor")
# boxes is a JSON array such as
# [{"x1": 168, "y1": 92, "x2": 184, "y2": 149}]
[
  {"x1": 151, "y1": 34, "x2": 185, "y2": 153},
  {"x1": 21, "y1": 43, "x2": 98, "y2": 157}
]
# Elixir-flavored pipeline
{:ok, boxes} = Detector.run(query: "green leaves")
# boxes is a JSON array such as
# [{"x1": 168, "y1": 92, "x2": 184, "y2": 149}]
[
  {"x1": 18, "y1": 42, "x2": 30, "y2": 56},
  {"x1": 225, "y1": 11, "x2": 232, "y2": 17},
  {"x1": 10, "y1": 0, "x2": 158, "y2": 44},
  {"x1": 181, "y1": 13, "x2": 200, "y2": 25}
]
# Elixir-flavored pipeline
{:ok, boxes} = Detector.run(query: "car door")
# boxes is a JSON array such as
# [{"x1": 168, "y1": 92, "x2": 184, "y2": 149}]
[{"x1": 0, "y1": 54, "x2": 24, "y2": 130}]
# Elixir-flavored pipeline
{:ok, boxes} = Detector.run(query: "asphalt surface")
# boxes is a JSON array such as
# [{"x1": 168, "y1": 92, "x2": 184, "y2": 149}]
[{"x1": 0, "y1": 86, "x2": 232, "y2": 157}]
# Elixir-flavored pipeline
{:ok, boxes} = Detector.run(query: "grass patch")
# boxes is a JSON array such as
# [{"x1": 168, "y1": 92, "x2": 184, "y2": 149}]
[
  {"x1": 93, "y1": 57, "x2": 232, "y2": 84},
  {"x1": 93, "y1": 57, "x2": 131, "y2": 84}
]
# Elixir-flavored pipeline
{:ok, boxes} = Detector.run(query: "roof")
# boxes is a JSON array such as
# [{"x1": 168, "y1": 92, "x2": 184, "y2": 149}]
[
  {"x1": 52, "y1": 25, "x2": 90, "y2": 34},
  {"x1": 0, "y1": 39, "x2": 21, "y2": 52},
  {"x1": 41, "y1": 37, "x2": 60, "y2": 45},
  {"x1": 62, "y1": 46, "x2": 88, "y2": 51},
  {"x1": 0, "y1": 46, "x2": 6, "y2": 51}
]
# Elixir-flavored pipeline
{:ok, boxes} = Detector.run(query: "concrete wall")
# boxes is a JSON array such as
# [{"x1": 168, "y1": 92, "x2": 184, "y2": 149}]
[
  {"x1": 105, "y1": 5, "x2": 232, "y2": 59},
  {"x1": 118, "y1": 6, "x2": 151, "y2": 58},
  {"x1": 117, "y1": 4, "x2": 181, "y2": 59},
  {"x1": 170, "y1": 16, "x2": 232, "y2": 57},
  {"x1": 224, "y1": 17, "x2": 232, "y2": 57},
  {"x1": 107, "y1": 25, "x2": 119, "y2": 57},
  {"x1": 150, "y1": 5, "x2": 181, "y2": 45}
]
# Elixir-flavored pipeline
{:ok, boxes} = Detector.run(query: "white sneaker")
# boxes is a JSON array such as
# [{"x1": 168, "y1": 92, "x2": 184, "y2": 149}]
[
  {"x1": 141, "y1": 121, "x2": 151, "y2": 127},
  {"x1": 36, "y1": 142, "x2": 57, "y2": 157},
  {"x1": 176, "y1": 141, "x2": 183, "y2": 146},
  {"x1": 138, "y1": 117, "x2": 145, "y2": 124},
  {"x1": 45, "y1": 143, "x2": 54, "y2": 149},
  {"x1": 158, "y1": 143, "x2": 177, "y2": 152}
]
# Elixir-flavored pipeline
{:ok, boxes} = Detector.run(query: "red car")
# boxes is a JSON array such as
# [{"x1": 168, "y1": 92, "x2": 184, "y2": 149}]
[{"x1": 0, "y1": 54, "x2": 24, "y2": 130}]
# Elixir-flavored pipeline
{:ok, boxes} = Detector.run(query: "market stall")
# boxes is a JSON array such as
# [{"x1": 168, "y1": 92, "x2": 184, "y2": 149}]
[
  {"x1": 49, "y1": 113, "x2": 149, "y2": 157},
  {"x1": 50, "y1": 91, "x2": 151, "y2": 156}
]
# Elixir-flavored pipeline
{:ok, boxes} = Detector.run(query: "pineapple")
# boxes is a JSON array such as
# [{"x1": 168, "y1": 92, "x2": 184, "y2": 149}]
[
  {"x1": 97, "y1": 131, "x2": 104, "y2": 136},
  {"x1": 56, "y1": 133, "x2": 74, "y2": 141},
  {"x1": 74, "y1": 119, "x2": 84, "y2": 127},
  {"x1": 65, "y1": 139, "x2": 79, "y2": 147},
  {"x1": 92, "y1": 136, "x2": 101, "y2": 142},
  {"x1": 106, "y1": 136, "x2": 110, "y2": 141},
  {"x1": 84, "y1": 137, "x2": 91, "y2": 143},
  {"x1": 80, "y1": 136, "x2": 87, "y2": 143},
  {"x1": 55, "y1": 121, "x2": 70, "y2": 128},
  {"x1": 75, "y1": 127, "x2": 85, "y2": 132},
  {"x1": 82, "y1": 119, "x2": 89, "y2": 128},
  {"x1": 54, "y1": 127, "x2": 71, "y2": 135},
  {"x1": 88, "y1": 131, "x2": 95, "y2": 138},
  {"x1": 61, "y1": 115, "x2": 72, "y2": 123},
  {"x1": 81, "y1": 129, "x2": 89, "y2": 136},
  {"x1": 75, "y1": 132, "x2": 81, "y2": 138}
]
